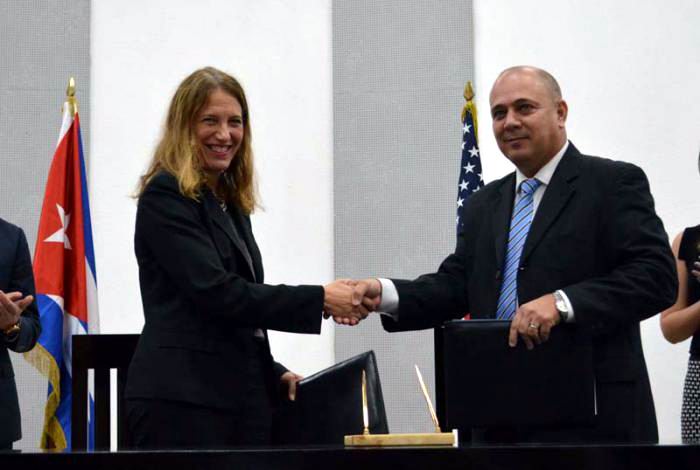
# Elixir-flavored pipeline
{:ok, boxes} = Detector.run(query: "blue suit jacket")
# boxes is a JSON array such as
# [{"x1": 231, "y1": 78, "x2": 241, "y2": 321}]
[{"x1": 0, "y1": 218, "x2": 41, "y2": 444}]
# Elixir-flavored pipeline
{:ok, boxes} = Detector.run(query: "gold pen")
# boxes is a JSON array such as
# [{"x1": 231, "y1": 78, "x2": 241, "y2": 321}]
[
  {"x1": 362, "y1": 370, "x2": 370, "y2": 435},
  {"x1": 415, "y1": 365, "x2": 441, "y2": 433}
]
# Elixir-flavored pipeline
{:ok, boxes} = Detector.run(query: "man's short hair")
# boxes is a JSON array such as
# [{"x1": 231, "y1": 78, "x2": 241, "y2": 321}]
[{"x1": 497, "y1": 66, "x2": 562, "y2": 101}]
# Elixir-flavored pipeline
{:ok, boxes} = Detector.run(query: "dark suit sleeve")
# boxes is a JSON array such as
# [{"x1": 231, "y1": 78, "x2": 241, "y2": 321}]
[
  {"x1": 3, "y1": 228, "x2": 41, "y2": 352},
  {"x1": 137, "y1": 178, "x2": 324, "y2": 334},
  {"x1": 563, "y1": 163, "x2": 677, "y2": 328},
  {"x1": 381, "y1": 200, "x2": 475, "y2": 332},
  {"x1": 272, "y1": 361, "x2": 288, "y2": 378}
]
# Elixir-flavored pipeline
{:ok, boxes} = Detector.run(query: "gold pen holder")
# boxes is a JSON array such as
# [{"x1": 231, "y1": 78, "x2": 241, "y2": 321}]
[{"x1": 348, "y1": 366, "x2": 458, "y2": 447}]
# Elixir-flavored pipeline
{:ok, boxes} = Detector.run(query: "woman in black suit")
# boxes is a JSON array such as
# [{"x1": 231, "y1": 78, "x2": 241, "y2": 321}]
[
  {"x1": 124, "y1": 67, "x2": 365, "y2": 449},
  {"x1": 660, "y1": 152, "x2": 700, "y2": 444}
]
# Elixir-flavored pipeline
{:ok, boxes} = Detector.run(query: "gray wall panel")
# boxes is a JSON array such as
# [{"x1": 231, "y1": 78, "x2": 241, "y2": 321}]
[
  {"x1": 333, "y1": 0, "x2": 474, "y2": 433},
  {"x1": 0, "y1": 0, "x2": 90, "y2": 450}
]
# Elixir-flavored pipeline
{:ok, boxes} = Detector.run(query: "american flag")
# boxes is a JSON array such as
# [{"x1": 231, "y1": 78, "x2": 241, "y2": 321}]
[{"x1": 456, "y1": 82, "x2": 483, "y2": 233}]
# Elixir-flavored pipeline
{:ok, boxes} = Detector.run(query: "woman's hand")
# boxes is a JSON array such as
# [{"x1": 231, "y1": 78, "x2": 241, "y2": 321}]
[
  {"x1": 323, "y1": 279, "x2": 370, "y2": 325},
  {"x1": 280, "y1": 371, "x2": 303, "y2": 401}
]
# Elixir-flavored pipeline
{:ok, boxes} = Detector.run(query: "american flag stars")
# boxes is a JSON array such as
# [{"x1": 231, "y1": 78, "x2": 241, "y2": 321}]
[{"x1": 456, "y1": 102, "x2": 484, "y2": 232}]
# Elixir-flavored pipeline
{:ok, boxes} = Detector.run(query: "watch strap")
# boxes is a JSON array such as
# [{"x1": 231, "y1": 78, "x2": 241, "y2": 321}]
[{"x1": 2, "y1": 320, "x2": 21, "y2": 337}]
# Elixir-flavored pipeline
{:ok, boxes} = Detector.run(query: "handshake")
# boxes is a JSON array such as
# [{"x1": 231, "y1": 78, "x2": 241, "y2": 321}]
[{"x1": 322, "y1": 278, "x2": 382, "y2": 325}]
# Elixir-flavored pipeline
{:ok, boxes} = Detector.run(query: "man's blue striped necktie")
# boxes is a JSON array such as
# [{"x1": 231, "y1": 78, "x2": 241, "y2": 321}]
[{"x1": 495, "y1": 178, "x2": 542, "y2": 320}]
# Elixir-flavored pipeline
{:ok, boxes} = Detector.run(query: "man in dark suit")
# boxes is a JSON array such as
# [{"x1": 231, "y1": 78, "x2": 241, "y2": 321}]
[
  {"x1": 355, "y1": 66, "x2": 677, "y2": 443},
  {"x1": 0, "y1": 218, "x2": 41, "y2": 450}
]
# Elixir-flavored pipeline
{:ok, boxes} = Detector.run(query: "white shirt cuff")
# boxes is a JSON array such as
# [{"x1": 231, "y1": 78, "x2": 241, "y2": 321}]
[{"x1": 377, "y1": 278, "x2": 399, "y2": 317}]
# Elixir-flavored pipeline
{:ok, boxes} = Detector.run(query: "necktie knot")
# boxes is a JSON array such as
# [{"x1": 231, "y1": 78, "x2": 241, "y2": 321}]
[{"x1": 520, "y1": 178, "x2": 541, "y2": 196}]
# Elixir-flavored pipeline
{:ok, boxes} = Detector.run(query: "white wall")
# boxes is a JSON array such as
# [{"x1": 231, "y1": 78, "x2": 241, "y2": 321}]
[
  {"x1": 89, "y1": 0, "x2": 335, "y2": 376},
  {"x1": 474, "y1": 0, "x2": 700, "y2": 443}
]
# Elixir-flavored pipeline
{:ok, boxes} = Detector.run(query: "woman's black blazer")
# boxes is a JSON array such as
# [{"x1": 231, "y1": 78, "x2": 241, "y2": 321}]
[{"x1": 125, "y1": 172, "x2": 323, "y2": 412}]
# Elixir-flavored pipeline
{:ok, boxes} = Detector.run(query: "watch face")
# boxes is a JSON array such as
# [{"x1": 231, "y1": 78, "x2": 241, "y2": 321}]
[{"x1": 554, "y1": 294, "x2": 567, "y2": 313}]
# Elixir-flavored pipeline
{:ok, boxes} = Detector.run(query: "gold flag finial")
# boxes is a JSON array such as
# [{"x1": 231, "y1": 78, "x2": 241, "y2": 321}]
[
  {"x1": 66, "y1": 77, "x2": 75, "y2": 97},
  {"x1": 461, "y1": 80, "x2": 478, "y2": 141},
  {"x1": 64, "y1": 77, "x2": 78, "y2": 117},
  {"x1": 463, "y1": 81, "x2": 474, "y2": 102}
]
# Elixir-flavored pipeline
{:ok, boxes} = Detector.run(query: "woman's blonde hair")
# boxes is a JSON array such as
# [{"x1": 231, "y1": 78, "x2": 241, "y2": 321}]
[{"x1": 137, "y1": 66, "x2": 256, "y2": 213}]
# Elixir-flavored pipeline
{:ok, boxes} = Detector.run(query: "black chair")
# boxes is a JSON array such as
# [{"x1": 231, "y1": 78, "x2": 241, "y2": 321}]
[{"x1": 71, "y1": 334, "x2": 140, "y2": 450}]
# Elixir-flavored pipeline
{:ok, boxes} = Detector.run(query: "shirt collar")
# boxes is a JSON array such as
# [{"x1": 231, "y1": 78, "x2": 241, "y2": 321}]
[{"x1": 515, "y1": 140, "x2": 569, "y2": 192}]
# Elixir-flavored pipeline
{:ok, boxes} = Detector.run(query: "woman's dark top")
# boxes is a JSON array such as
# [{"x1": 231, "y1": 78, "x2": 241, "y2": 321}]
[{"x1": 678, "y1": 225, "x2": 700, "y2": 357}]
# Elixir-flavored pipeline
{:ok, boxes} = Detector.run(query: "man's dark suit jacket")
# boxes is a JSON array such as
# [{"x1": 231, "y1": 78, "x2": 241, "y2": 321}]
[
  {"x1": 382, "y1": 143, "x2": 677, "y2": 443},
  {"x1": 0, "y1": 218, "x2": 41, "y2": 445},
  {"x1": 125, "y1": 172, "x2": 324, "y2": 425}
]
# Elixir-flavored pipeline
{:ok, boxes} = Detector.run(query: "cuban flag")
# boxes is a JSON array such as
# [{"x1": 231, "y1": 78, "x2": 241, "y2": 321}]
[{"x1": 25, "y1": 86, "x2": 98, "y2": 450}]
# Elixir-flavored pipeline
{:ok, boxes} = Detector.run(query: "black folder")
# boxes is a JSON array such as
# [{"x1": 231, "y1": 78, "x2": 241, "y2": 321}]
[
  {"x1": 273, "y1": 350, "x2": 389, "y2": 445},
  {"x1": 442, "y1": 320, "x2": 595, "y2": 430}
]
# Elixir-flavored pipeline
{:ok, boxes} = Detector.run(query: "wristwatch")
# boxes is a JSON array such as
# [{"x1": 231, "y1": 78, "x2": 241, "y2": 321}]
[
  {"x1": 553, "y1": 290, "x2": 569, "y2": 322},
  {"x1": 2, "y1": 321, "x2": 20, "y2": 337}
]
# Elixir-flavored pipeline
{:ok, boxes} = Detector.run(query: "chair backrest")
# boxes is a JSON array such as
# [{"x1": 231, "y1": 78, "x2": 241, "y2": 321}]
[{"x1": 71, "y1": 334, "x2": 140, "y2": 451}]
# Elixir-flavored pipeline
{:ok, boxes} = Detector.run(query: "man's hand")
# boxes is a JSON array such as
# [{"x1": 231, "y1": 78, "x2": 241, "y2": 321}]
[
  {"x1": 330, "y1": 278, "x2": 382, "y2": 325},
  {"x1": 508, "y1": 293, "x2": 560, "y2": 350},
  {"x1": 323, "y1": 279, "x2": 369, "y2": 326},
  {"x1": 280, "y1": 371, "x2": 303, "y2": 401},
  {"x1": 357, "y1": 278, "x2": 382, "y2": 312},
  {"x1": 0, "y1": 291, "x2": 33, "y2": 332}
]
